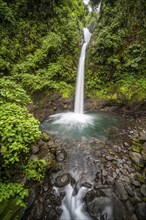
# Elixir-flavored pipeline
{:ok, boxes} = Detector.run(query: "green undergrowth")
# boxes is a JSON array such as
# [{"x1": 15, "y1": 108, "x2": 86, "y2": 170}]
[
  {"x1": 87, "y1": 76, "x2": 146, "y2": 107},
  {"x1": 87, "y1": 0, "x2": 146, "y2": 106},
  {"x1": 0, "y1": 0, "x2": 86, "y2": 213}
]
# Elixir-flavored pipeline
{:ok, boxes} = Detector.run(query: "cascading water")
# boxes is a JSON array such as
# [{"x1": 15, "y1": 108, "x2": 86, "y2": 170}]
[
  {"x1": 40, "y1": 3, "x2": 126, "y2": 219},
  {"x1": 74, "y1": 28, "x2": 92, "y2": 114}
]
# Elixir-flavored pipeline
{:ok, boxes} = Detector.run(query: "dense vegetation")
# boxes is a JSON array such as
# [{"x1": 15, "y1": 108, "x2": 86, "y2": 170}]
[
  {"x1": 0, "y1": 0, "x2": 146, "y2": 217},
  {"x1": 87, "y1": 0, "x2": 146, "y2": 107},
  {"x1": 0, "y1": 0, "x2": 85, "y2": 216}
]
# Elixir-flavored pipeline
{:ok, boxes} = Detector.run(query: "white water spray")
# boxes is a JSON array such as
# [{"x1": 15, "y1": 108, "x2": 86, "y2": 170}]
[
  {"x1": 74, "y1": 28, "x2": 91, "y2": 114},
  {"x1": 60, "y1": 184, "x2": 92, "y2": 220}
]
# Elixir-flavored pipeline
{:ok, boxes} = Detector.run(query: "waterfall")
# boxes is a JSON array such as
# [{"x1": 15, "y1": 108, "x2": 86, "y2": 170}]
[
  {"x1": 74, "y1": 28, "x2": 91, "y2": 114},
  {"x1": 60, "y1": 184, "x2": 92, "y2": 220}
]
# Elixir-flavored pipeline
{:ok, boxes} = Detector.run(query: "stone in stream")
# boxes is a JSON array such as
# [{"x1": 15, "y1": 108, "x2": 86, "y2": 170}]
[
  {"x1": 115, "y1": 180, "x2": 128, "y2": 201},
  {"x1": 139, "y1": 130, "x2": 146, "y2": 141},
  {"x1": 135, "y1": 202, "x2": 146, "y2": 220},
  {"x1": 85, "y1": 189, "x2": 127, "y2": 220},
  {"x1": 140, "y1": 184, "x2": 146, "y2": 197},
  {"x1": 125, "y1": 200, "x2": 135, "y2": 215},
  {"x1": 124, "y1": 184, "x2": 135, "y2": 197},
  {"x1": 81, "y1": 182, "x2": 92, "y2": 188},
  {"x1": 47, "y1": 208, "x2": 58, "y2": 220},
  {"x1": 56, "y1": 148, "x2": 67, "y2": 162},
  {"x1": 54, "y1": 173, "x2": 72, "y2": 187},
  {"x1": 129, "y1": 152, "x2": 144, "y2": 168},
  {"x1": 105, "y1": 155, "x2": 115, "y2": 161},
  {"x1": 129, "y1": 214, "x2": 138, "y2": 220},
  {"x1": 142, "y1": 153, "x2": 146, "y2": 164}
]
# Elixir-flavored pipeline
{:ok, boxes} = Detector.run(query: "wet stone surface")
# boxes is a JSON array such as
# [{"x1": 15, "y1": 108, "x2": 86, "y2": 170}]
[{"x1": 21, "y1": 118, "x2": 146, "y2": 220}]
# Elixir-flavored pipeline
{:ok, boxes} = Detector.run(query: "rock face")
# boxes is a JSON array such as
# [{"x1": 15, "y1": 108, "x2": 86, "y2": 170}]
[
  {"x1": 54, "y1": 173, "x2": 72, "y2": 188},
  {"x1": 135, "y1": 202, "x2": 146, "y2": 220},
  {"x1": 115, "y1": 181, "x2": 128, "y2": 201},
  {"x1": 129, "y1": 152, "x2": 144, "y2": 168},
  {"x1": 85, "y1": 189, "x2": 127, "y2": 220}
]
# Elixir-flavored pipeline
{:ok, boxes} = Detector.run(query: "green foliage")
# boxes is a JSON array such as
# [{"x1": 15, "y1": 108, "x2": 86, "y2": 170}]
[
  {"x1": 0, "y1": 183, "x2": 28, "y2": 208},
  {"x1": 0, "y1": 103, "x2": 41, "y2": 167},
  {"x1": 0, "y1": 78, "x2": 31, "y2": 105},
  {"x1": 93, "y1": 77, "x2": 146, "y2": 106},
  {"x1": 0, "y1": 0, "x2": 86, "y2": 213},
  {"x1": 0, "y1": 0, "x2": 15, "y2": 24},
  {"x1": 87, "y1": 0, "x2": 146, "y2": 105},
  {"x1": 24, "y1": 159, "x2": 47, "y2": 181},
  {"x1": 0, "y1": 0, "x2": 85, "y2": 97}
]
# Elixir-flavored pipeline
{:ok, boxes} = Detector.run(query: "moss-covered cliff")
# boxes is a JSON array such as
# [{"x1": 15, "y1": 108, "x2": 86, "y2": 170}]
[{"x1": 87, "y1": 0, "x2": 146, "y2": 107}]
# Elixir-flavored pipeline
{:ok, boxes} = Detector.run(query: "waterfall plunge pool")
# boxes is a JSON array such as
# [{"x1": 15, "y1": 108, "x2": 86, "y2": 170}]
[{"x1": 40, "y1": 111, "x2": 126, "y2": 140}]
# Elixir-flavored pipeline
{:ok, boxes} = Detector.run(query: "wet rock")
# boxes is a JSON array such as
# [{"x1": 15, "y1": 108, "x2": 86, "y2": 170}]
[
  {"x1": 31, "y1": 203, "x2": 44, "y2": 219},
  {"x1": 85, "y1": 189, "x2": 95, "y2": 204},
  {"x1": 131, "y1": 178, "x2": 141, "y2": 187},
  {"x1": 131, "y1": 196, "x2": 142, "y2": 205},
  {"x1": 140, "y1": 184, "x2": 146, "y2": 197},
  {"x1": 27, "y1": 187, "x2": 36, "y2": 207},
  {"x1": 56, "y1": 148, "x2": 67, "y2": 162},
  {"x1": 54, "y1": 173, "x2": 72, "y2": 187},
  {"x1": 38, "y1": 139, "x2": 44, "y2": 147},
  {"x1": 134, "y1": 188, "x2": 143, "y2": 198},
  {"x1": 48, "y1": 208, "x2": 58, "y2": 220},
  {"x1": 123, "y1": 142, "x2": 130, "y2": 148},
  {"x1": 94, "y1": 183, "x2": 108, "y2": 190},
  {"x1": 135, "y1": 202, "x2": 146, "y2": 220},
  {"x1": 86, "y1": 196, "x2": 114, "y2": 218},
  {"x1": 115, "y1": 180, "x2": 128, "y2": 201},
  {"x1": 41, "y1": 133, "x2": 50, "y2": 142},
  {"x1": 139, "y1": 131, "x2": 146, "y2": 141},
  {"x1": 81, "y1": 182, "x2": 92, "y2": 188},
  {"x1": 129, "y1": 214, "x2": 138, "y2": 220},
  {"x1": 105, "y1": 155, "x2": 114, "y2": 161},
  {"x1": 43, "y1": 182, "x2": 49, "y2": 192},
  {"x1": 101, "y1": 169, "x2": 108, "y2": 177},
  {"x1": 125, "y1": 200, "x2": 135, "y2": 215},
  {"x1": 31, "y1": 145, "x2": 40, "y2": 154},
  {"x1": 129, "y1": 152, "x2": 144, "y2": 168},
  {"x1": 121, "y1": 169, "x2": 129, "y2": 176},
  {"x1": 142, "y1": 153, "x2": 146, "y2": 164},
  {"x1": 124, "y1": 184, "x2": 135, "y2": 197},
  {"x1": 106, "y1": 176, "x2": 115, "y2": 185},
  {"x1": 85, "y1": 190, "x2": 127, "y2": 220},
  {"x1": 113, "y1": 172, "x2": 117, "y2": 179},
  {"x1": 116, "y1": 168, "x2": 120, "y2": 175},
  {"x1": 113, "y1": 145, "x2": 121, "y2": 152}
]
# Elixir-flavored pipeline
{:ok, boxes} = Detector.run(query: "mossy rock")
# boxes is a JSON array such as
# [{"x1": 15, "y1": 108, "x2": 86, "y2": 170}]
[
  {"x1": 131, "y1": 139, "x2": 143, "y2": 153},
  {"x1": 131, "y1": 145, "x2": 142, "y2": 153},
  {"x1": 135, "y1": 174, "x2": 145, "y2": 183},
  {"x1": 134, "y1": 164, "x2": 142, "y2": 171},
  {"x1": 130, "y1": 152, "x2": 144, "y2": 168},
  {"x1": 41, "y1": 132, "x2": 51, "y2": 142}
]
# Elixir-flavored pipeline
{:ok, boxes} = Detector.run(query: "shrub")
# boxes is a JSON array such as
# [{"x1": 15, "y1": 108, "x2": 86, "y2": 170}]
[
  {"x1": 0, "y1": 103, "x2": 41, "y2": 166},
  {"x1": 0, "y1": 78, "x2": 31, "y2": 105},
  {"x1": 0, "y1": 183, "x2": 28, "y2": 208}
]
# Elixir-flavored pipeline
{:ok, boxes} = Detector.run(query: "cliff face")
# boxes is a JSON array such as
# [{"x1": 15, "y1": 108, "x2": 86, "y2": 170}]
[{"x1": 86, "y1": 0, "x2": 146, "y2": 106}]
